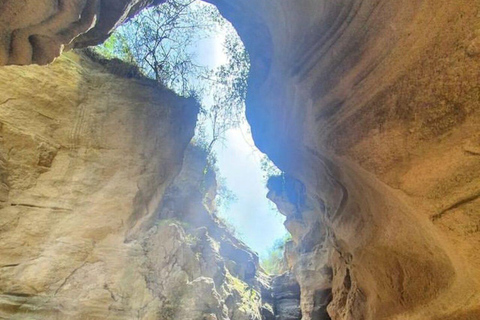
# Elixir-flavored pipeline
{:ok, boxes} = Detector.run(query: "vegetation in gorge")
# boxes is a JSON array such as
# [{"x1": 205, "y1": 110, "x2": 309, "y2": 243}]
[
  {"x1": 95, "y1": 0, "x2": 248, "y2": 153},
  {"x1": 96, "y1": 0, "x2": 286, "y2": 268},
  {"x1": 225, "y1": 271, "x2": 261, "y2": 313},
  {"x1": 96, "y1": 0, "x2": 250, "y2": 207},
  {"x1": 261, "y1": 235, "x2": 291, "y2": 275}
]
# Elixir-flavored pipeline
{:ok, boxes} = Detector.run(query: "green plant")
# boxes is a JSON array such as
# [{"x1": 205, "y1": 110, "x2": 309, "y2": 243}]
[
  {"x1": 95, "y1": 32, "x2": 134, "y2": 61},
  {"x1": 196, "y1": 31, "x2": 250, "y2": 154},
  {"x1": 95, "y1": 0, "x2": 249, "y2": 153},
  {"x1": 226, "y1": 272, "x2": 260, "y2": 312},
  {"x1": 96, "y1": 0, "x2": 216, "y2": 96},
  {"x1": 260, "y1": 234, "x2": 292, "y2": 275},
  {"x1": 260, "y1": 154, "x2": 282, "y2": 182}
]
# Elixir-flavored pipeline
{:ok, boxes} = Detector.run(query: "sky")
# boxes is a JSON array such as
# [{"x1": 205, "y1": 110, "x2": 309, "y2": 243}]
[
  {"x1": 214, "y1": 123, "x2": 287, "y2": 257},
  {"x1": 97, "y1": 1, "x2": 287, "y2": 257},
  {"x1": 194, "y1": 21, "x2": 287, "y2": 257}
]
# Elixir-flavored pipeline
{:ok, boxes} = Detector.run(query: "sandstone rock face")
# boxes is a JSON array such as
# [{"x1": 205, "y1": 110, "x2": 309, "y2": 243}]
[
  {"x1": 143, "y1": 145, "x2": 273, "y2": 320},
  {"x1": 0, "y1": 0, "x2": 164, "y2": 65},
  {"x1": 271, "y1": 273, "x2": 301, "y2": 320},
  {"x1": 1, "y1": 0, "x2": 480, "y2": 319},
  {"x1": 212, "y1": 0, "x2": 480, "y2": 319},
  {"x1": 0, "y1": 50, "x2": 194, "y2": 318},
  {"x1": 0, "y1": 51, "x2": 269, "y2": 319}
]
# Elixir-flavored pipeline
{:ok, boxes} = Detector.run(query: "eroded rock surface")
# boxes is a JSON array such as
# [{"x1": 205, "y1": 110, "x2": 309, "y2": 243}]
[
  {"x1": 0, "y1": 51, "x2": 270, "y2": 319},
  {"x1": 271, "y1": 273, "x2": 302, "y2": 320},
  {"x1": 141, "y1": 145, "x2": 273, "y2": 320},
  {"x1": 1, "y1": 0, "x2": 480, "y2": 319},
  {"x1": 0, "y1": 0, "x2": 164, "y2": 65},
  {"x1": 216, "y1": 0, "x2": 480, "y2": 319}
]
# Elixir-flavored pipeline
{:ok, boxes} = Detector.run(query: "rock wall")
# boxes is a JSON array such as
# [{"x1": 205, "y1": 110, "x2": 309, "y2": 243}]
[
  {"x1": 144, "y1": 145, "x2": 273, "y2": 320},
  {"x1": 0, "y1": 51, "x2": 270, "y2": 319},
  {"x1": 1, "y1": 0, "x2": 480, "y2": 319},
  {"x1": 212, "y1": 0, "x2": 480, "y2": 319},
  {"x1": 0, "y1": 0, "x2": 164, "y2": 65},
  {"x1": 271, "y1": 273, "x2": 302, "y2": 320}
]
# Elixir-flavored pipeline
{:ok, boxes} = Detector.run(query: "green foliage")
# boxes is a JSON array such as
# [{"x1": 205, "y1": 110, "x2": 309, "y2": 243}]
[
  {"x1": 261, "y1": 234, "x2": 292, "y2": 275},
  {"x1": 194, "y1": 29, "x2": 250, "y2": 155},
  {"x1": 96, "y1": 0, "x2": 217, "y2": 96},
  {"x1": 95, "y1": 32, "x2": 134, "y2": 61},
  {"x1": 260, "y1": 154, "x2": 282, "y2": 182},
  {"x1": 216, "y1": 175, "x2": 238, "y2": 212},
  {"x1": 226, "y1": 272, "x2": 260, "y2": 312}
]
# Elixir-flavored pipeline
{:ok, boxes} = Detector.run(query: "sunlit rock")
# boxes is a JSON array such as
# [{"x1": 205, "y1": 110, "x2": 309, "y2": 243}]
[
  {"x1": 1, "y1": 0, "x2": 480, "y2": 319},
  {"x1": 0, "y1": 51, "x2": 269, "y2": 319}
]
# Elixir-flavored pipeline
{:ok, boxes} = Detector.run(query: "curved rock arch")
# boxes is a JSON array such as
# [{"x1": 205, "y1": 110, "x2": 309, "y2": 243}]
[{"x1": 1, "y1": 0, "x2": 480, "y2": 319}]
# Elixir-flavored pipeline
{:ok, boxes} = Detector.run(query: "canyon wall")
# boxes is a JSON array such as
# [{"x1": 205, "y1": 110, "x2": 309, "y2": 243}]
[
  {"x1": 213, "y1": 0, "x2": 480, "y2": 319},
  {"x1": 0, "y1": 0, "x2": 165, "y2": 65},
  {"x1": 0, "y1": 51, "x2": 270, "y2": 319},
  {"x1": 1, "y1": 0, "x2": 480, "y2": 319}
]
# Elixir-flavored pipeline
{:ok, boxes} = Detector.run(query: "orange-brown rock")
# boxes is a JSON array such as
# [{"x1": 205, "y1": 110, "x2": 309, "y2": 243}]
[
  {"x1": 220, "y1": 0, "x2": 480, "y2": 319},
  {"x1": 1, "y1": 0, "x2": 480, "y2": 319},
  {"x1": 0, "y1": 51, "x2": 271, "y2": 319},
  {"x1": 0, "y1": 0, "x2": 164, "y2": 65}
]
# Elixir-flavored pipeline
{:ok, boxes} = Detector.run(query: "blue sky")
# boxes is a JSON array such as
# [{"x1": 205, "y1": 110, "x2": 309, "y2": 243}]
[
  {"x1": 99, "y1": 1, "x2": 287, "y2": 257},
  {"x1": 194, "y1": 23, "x2": 287, "y2": 256},
  {"x1": 214, "y1": 123, "x2": 287, "y2": 256}
]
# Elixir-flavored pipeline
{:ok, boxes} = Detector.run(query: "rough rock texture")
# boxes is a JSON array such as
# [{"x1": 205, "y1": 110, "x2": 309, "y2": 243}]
[
  {"x1": 1, "y1": 0, "x2": 480, "y2": 319},
  {"x1": 141, "y1": 145, "x2": 272, "y2": 320},
  {"x1": 213, "y1": 0, "x2": 480, "y2": 319},
  {"x1": 271, "y1": 273, "x2": 301, "y2": 320},
  {"x1": 0, "y1": 0, "x2": 164, "y2": 65},
  {"x1": 0, "y1": 51, "x2": 269, "y2": 319}
]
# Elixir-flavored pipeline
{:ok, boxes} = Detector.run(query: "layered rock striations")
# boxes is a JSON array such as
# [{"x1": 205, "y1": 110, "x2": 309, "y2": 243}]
[
  {"x1": 1, "y1": 0, "x2": 480, "y2": 319},
  {"x1": 0, "y1": 50, "x2": 195, "y2": 318},
  {"x1": 0, "y1": 51, "x2": 270, "y2": 319},
  {"x1": 0, "y1": 0, "x2": 165, "y2": 66},
  {"x1": 215, "y1": 0, "x2": 480, "y2": 319}
]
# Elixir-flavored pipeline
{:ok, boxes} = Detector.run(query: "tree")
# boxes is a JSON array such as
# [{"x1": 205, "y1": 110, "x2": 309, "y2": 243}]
[
  {"x1": 260, "y1": 154, "x2": 282, "y2": 182},
  {"x1": 97, "y1": 0, "x2": 217, "y2": 96},
  {"x1": 96, "y1": 0, "x2": 250, "y2": 153},
  {"x1": 193, "y1": 31, "x2": 250, "y2": 155},
  {"x1": 261, "y1": 235, "x2": 292, "y2": 275},
  {"x1": 95, "y1": 0, "x2": 250, "y2": 218}
]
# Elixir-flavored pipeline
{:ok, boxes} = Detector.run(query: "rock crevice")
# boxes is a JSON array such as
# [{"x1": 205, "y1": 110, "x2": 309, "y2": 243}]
[
  {"x1": 0, "y1": 52, "x2": 272, "y2": 319},
  {"x1": 1, "y1": 0, "x2": 480, "y2": 319}
]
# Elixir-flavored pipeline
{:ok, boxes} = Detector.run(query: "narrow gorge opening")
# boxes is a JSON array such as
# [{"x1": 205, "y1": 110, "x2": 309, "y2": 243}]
[
  {"x1": 94, "y1": 0, "x2": 289, "y2": 275},
  {"x1": 2, "y1": 0, "x2": 479, "y2": 319}
]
